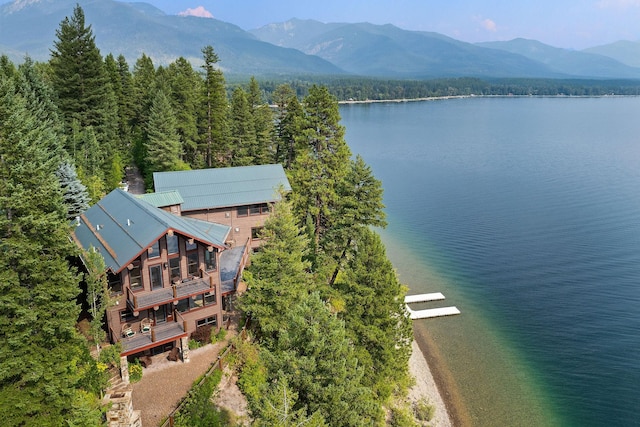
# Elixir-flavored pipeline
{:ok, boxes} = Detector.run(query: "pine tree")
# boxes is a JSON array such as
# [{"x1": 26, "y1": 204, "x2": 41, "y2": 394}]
[
  {"x1": 239, "y1": 198, "x2": 310, "y2": 338},
  {"x1": 105, "y1": 53, "x2": 135, "y2": 159},
  {"x1": 289, "y1": 85, "x2": 352, "y2": 272},
  {"x1": 273, "y1": 85, "x2": 304, "y2": 168},
  {"x1": 55, "y1": 161, "x2": 91, "y2": 219},
  {"x1": 248, "y1": 77, "x2": 275, "y2": 164},
  {"x1": 263, "y1": 293, "x2": 381, "y2": 426},
  {"x1": 131, "y1": 53, "x2": 157, "y2": 168},
  {"x1": 17, "y1": 56, "x2": 66, "y2": 143},
  {"x1": 167, "y1": 57, "x2": 201, "y2": 167},
  {"x1": 229, "y1": 86, "x2": 257, "y2": 166},
  {"x1": 256, "y1": 379, "x2": 327, "y2": 427},
  {"x1": 338, "y1": 228, "x2": 413, "y2": 400},
  {"x1": 144, "y1": 89, "x2": 186, "y2": 185},
  {"x1": 50, "y1": 5, "x2": 118, "y2": 152},
  {"x1": 0, "y1": 54, "x2": 17, "y2": 79},
  {"x1": 200, "y1": 45, "x2": 229, "y2": 167},
  {"x1": 0, "y1": 73, "x2": 103, "y2": 426},
  {"x1": 327, "y1": 155, "x2": 387, "y2": 285}
]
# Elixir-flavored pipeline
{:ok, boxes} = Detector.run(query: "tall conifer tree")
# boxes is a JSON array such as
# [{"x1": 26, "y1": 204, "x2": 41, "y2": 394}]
[
  {"x1": 0, "y1": 73, "x2": 103, "y2": 426},
  {"x1": 50, "y1": 5, "x2": 117, "y2": 151},
  {"x1": 144, "y1": 89, "x2": 185, "y2": 185},
  {"x1": 239, "y1": 199, "x2": 310, "y2": 338},
  {"x1": 167, "y1": 57, "x2": 201, "y2": 167},
  {"x1": 248, "y1": 77, "x2": 275, "y2": 164},
  {"x1": 55, "y1": 161, "x2": 91, "y2": 219},
  {"x1": 289, "y1": 85, "x2": 352, "y2": 272},
  {"x1": 200, "y1": 45, "x2": 229, "y2": 167},
  {"x1": 229, "y1": 86, "x2": 256, "y2": 166}
]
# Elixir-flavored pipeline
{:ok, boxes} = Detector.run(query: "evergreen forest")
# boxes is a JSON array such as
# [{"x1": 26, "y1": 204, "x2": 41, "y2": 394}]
[{"x1": 0, "y1": 5, "x2": 416, "y2": 425}]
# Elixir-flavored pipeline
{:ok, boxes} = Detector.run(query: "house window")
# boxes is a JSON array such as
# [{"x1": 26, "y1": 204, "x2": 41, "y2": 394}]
[
  {"x1": 186, "y1": 239, "x2": 197, "y2": 251},
  {"x1": 249, "y1": 203, "x2": 269, "y2": 216},
  {"x1": 196, "y1": 315, "x2": 217, "y2": 328},
  {"x1": 204, "y1": 249, "x2": 216, "y2": 271},
  {"x1": 108, "y1": 272, "x2": 122, "y2": 295},
  {"x1": 169, "y1": 257, "x2": 181, "y2": 282},
  {"x1": 148, "y1": 241, "x2": 160, "y2": 258},
  {"x1": 167, "y1": 234, "x2": 179, "y2": 255},
  {"x1": 176, "y1": 298, "x2": 190, "y2": 313},
  {"x1": 251, "y1": 227, "x2": 264, "y2": 240},
  {"x1": 237, "y1": 206, "x2": 248, "y2": 217},
  {"x1": 187, "y1": 252, "x2": 199, "y2": 276},
  {"x1": 120, "y1": 307, "x2": 137, "y2": 323},
  {"x1": 249, "y1": 204, "x2": 261, "y2": 216},
  {"x1": 130, "y1": 264, "x2": 142, "y2": 290},
  {"x1": 191, "y1": 294, "x2": 205, "y2": 310},
  {"x1": 150, "y1": 265, "x2": 163, "y2": 290},
  {"x1": 204, "y1": 290, "x2": 216, "y2": 306}
]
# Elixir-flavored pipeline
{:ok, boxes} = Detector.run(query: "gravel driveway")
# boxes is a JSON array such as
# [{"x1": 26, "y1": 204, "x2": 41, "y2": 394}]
[{"x1": 131, "y1": 332, "x2": 236, "y2": 427}]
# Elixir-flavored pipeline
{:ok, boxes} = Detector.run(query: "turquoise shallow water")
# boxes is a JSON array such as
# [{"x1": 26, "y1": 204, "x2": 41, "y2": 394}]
[{"x1": 341, "y1": 97, "x2": 640, "y2": 427}]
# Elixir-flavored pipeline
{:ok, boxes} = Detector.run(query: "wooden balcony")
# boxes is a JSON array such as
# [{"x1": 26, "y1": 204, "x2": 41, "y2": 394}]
[
  {"x1": 125, "y1": 274, "x2": 215, "y2": 311},
  {"x1": 120, "y1": 320, "x2": 187, "y2": 356}
]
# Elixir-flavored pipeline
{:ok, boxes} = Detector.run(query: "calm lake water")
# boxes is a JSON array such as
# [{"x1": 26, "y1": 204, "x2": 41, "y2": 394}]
[{"x1": 340, "y1": 97, "x2": 640, "y2": 427}]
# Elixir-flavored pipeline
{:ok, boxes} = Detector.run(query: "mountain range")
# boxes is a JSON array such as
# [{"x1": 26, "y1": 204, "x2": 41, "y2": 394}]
[{"x1": 2, "y1": 0, "x2": 640, "y2": 80}]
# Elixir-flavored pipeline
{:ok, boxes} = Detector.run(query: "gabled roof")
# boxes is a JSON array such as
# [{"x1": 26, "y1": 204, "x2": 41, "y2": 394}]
[
  {"x1": 153, "y1": 164, "x2": 291, "y2": 212},
  {"x1": 71, "y1": 189, "x2": 230, "y2": 274},
  {"x1": 136, "y1": 190, "x2": 184, "y2": 208}
]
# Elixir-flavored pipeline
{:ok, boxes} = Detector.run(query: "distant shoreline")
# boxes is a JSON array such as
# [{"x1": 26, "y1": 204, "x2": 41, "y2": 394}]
[
  {"x1": 338, "y1": 95, "x2": 470, "y2": 104},
  {"x1": 338, "y1": 94, "x2": 635, "y2": 105}
]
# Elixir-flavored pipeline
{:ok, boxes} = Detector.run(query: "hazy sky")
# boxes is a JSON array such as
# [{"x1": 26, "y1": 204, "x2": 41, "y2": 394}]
[{"x1": 4, "y1": 0, "x2": 640, "y2": 49}]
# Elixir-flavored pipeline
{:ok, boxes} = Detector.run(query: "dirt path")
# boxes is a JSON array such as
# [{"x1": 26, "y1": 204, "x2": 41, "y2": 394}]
[
  {"x1": 125, "y1": 165, "x2": 145, "y2": 195},
  {"x1": 131, "y1": 331, "x2": 236, "y2": 427}
]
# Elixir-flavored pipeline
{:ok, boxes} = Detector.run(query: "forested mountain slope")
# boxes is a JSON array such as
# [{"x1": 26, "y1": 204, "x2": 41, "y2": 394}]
[{"x1": 0, "y1": 0, "x2": 344, "y2": 75}]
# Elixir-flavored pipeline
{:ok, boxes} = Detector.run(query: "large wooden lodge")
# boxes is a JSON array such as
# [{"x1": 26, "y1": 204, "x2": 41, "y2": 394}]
[{"x1": 71, "y1": 164, "x2": 290, "y2": 369}]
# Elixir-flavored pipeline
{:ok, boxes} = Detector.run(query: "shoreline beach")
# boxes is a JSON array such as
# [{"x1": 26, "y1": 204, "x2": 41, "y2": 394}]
[{"x1": 410, "y1": 326, "x2": 473, "y2": 427}]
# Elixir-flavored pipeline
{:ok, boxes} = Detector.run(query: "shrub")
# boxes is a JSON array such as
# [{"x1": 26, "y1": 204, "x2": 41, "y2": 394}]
[
  {"x1": 389, "y1": 406, "x2": 419, "y2": 427},
  {"x1": 99, "y1": 343, "x2": 122, "y2": 368},
  {"x1": 173, "y1": 369, "x2": 224, "y2": 427},
  {"x1": 211, "y1": 327, "x2": 227, "y2": 344},
  {"x1": 188, "y1": 339, "x2": 202, "y2": 350},
  {"x1": 191, "y1": 324, "x2": 213, "y2": 344},
  {"x1": 413, "y1": 398, "x2": 434, "y2": 422},
  {"x1": 234, "y1": 339, "x2": 267, "y2": 410},
  {"x1": 129, "y1": 360, "x2": 143, "y2": 383}
]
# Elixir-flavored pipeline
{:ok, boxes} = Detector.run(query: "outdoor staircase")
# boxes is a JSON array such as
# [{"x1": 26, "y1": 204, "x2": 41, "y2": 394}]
[{"x1": 104, "y1": 371, "x2": 142, "y2": 427}]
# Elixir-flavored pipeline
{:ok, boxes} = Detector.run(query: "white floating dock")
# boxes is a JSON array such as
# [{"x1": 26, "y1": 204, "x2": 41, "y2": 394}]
[
  {"x1": 407, "y1": 306, "x2": 461, "y2": 320},
  {"x1": 404, "y1": 293, "x2": 446, "y2": 304},
  {"x1": 405, "y1": 292, "x2": 460, "y2": 319}
]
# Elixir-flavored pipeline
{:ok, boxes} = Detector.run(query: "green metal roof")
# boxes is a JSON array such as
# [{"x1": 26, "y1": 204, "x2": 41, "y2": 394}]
[
  {"x1": 136, "y1": 190, "x2": 184, "y2": 208},
  {"x1": 72, "y1": 189, "x2": 230, "y2": 274},
  {"x1": 153, "y1": 164, "x2": 291, "y2": 212}
]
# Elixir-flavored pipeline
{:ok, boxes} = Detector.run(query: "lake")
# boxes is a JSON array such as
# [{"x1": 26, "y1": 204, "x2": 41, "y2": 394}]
[{"x1": 340, "y1": 97, "x2": 640, "y2": 427}]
